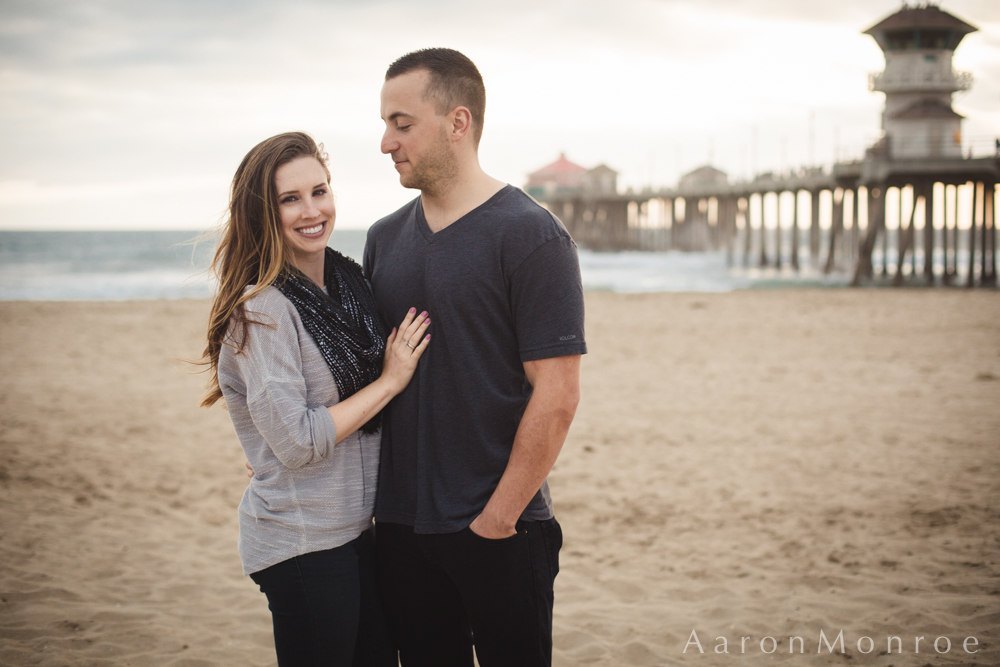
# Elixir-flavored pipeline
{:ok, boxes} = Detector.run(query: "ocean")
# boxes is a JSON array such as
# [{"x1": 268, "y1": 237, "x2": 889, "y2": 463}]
[
  {"x1": 0, "y1": 230, "x2": 366, "y2": 301},
  {"x1": 0, "y1": 230, "x2": 851, "y2": 301}
]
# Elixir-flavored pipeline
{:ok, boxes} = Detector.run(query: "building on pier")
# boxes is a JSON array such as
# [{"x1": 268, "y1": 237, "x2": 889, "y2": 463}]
[
  {"x1": 525, "y1": 153, "x2": 587, "y2": 199},
  {"x1": 680, "y1": 166, "x2": 728, "y2": 190},
  {"x1": 582, "y1": 164, "x2": 619, "y2": 195},
  {"x1": 525, "y1": 153, "x2": 619, "y2": 200}
]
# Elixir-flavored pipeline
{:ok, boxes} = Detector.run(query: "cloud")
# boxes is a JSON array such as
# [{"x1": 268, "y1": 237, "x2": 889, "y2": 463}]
[
  {"x1": 0, "y1": 175, "x2": 222, "y2": 205},
  {"x1": 0, "y1": 0, "x2": 997, "y2": 229}
]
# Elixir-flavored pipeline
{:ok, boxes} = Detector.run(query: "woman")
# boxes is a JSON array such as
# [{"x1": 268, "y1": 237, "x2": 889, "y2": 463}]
[{"x1": 200, "y1": 132, "x2": 426, "y2": 666}]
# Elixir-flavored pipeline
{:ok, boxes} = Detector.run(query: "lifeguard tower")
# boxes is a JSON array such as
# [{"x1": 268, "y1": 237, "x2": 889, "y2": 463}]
[{"x1": 865, "y1": 4, "x2": 976, "y2": 159}]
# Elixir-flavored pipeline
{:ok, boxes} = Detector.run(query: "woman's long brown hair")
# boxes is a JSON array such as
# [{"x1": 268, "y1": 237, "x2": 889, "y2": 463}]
[{"x1": 199, "y1": 132, "x2": 330, "y2": 407}]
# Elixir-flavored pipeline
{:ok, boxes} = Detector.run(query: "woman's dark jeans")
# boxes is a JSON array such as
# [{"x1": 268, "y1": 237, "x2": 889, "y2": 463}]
[{"x1": 249, "y1": 524, "x2": 396, "y2": 667}]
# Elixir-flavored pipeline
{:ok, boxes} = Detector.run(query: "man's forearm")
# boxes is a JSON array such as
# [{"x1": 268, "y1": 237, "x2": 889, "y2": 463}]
[{"x1": 471, "y1": 355, "x2": 581, "y2": 537}]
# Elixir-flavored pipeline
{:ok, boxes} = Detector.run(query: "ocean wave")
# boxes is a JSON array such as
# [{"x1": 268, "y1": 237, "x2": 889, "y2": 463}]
[
  {"x1": 0, "y1": 268, "x2": 215, "y2": 301},
  {"x1": 579, "y1": 250, "x2": 752, "y2": 293}
]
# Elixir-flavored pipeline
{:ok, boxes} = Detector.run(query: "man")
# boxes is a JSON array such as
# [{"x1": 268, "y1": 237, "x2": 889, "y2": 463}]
[{"x1": 364, "y1": 48, "x2": 586, "y2": 667}]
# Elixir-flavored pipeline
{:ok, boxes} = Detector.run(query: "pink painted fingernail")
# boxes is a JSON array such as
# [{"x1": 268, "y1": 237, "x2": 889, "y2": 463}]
[
  {"x1": 425, "y1": 334, "x2": 431, "y2": 340},
  {"x1": 409, "y1": 307, "x2": 416, "y2": 314},
  {"x1": 424, "y1": 318, "x2": 430, "y2": 324},
  {"x1": 420, "y1": 311, "x2": 428, "y2": 317}
]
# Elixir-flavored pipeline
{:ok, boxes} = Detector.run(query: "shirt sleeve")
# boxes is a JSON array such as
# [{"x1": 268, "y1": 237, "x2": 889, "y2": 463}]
[
  {"x1": 230, "y1": 293, "x2": 338, "y2": 469},
  {"x1": 509, "y1": 233, "x2": 588, "y2": 362},
  {"x1": 363, "y1": 229, "x2": 375, "y2": 281}
]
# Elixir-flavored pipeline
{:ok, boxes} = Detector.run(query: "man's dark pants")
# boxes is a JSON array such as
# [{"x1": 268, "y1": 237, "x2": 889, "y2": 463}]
[{"x1": 375, "y1": 518, "x2": 563, "y2": 667}]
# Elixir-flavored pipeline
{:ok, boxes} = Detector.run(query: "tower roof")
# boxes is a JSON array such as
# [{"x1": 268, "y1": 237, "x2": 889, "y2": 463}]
[
  {"x1": 864, "y1": 5, "x2": 977, "y2": 38},
  {"x1": 890, "y1": 98, "x2": 964, "y2": 120}
]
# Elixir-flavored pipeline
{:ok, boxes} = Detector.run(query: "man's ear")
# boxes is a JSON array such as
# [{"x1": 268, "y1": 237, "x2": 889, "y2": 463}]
[{"x1": 449, "y1": 106, "x2": 472, "y2": 143}]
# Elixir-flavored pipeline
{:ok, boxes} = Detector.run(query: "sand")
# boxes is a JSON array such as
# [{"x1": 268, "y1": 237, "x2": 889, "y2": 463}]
[{"x1": 1, "y1": 290, "x2": 998, "y2": 666}]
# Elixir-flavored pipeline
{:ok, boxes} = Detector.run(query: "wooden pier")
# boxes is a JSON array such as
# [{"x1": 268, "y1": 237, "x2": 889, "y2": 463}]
[{"x1": 538, "y1": 156, "x2": 999, "y2": 287}]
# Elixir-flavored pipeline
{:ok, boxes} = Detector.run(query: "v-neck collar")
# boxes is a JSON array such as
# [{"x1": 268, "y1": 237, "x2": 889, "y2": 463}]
[{"x1": 415, "y1": 185, "x2": 512, "y2": 244}]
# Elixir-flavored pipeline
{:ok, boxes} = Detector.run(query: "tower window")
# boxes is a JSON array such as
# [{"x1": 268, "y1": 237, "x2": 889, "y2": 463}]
[
  {"x1": 885, "y1": 30, "x2": 915, "y2": 50},
  {"x1": 918, "y1": 29, "x2": 950, "y2": 49}
]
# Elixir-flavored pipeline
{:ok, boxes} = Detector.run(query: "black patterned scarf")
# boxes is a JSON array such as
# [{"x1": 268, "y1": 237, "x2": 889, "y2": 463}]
[{"x1": 275, "y1": 247, "x2": 386, "y2": 434}]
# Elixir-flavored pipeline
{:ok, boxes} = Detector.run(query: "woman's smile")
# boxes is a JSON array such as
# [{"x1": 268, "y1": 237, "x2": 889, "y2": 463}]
[{"x1": 295, "y1": 221, "x2": 327, "y2": 236}]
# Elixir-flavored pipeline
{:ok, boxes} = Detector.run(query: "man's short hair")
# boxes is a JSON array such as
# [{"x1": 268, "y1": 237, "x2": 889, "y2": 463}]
[{"x1": 386, "y1": 48, "x2": 486, "y2": 148}]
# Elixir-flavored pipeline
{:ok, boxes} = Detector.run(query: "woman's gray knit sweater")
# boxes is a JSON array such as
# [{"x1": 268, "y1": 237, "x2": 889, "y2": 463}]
[{"x1": 218, "y1": 286, "x2": 380, "y2": 575}]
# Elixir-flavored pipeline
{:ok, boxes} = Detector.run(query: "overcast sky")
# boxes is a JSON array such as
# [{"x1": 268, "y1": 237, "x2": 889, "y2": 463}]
[{"x1": 1, "y1": 0, "x2": 997, "y2": 230}]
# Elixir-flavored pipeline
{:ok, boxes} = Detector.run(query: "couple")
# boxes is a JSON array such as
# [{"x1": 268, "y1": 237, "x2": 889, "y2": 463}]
[{"x1": 200, "y1": 48, "x2": 587, "y2": 666}]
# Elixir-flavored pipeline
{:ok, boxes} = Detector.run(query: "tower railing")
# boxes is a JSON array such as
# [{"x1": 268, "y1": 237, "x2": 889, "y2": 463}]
[{"x1": 868, "y1": 69, "x2": 972, "y2": 92}]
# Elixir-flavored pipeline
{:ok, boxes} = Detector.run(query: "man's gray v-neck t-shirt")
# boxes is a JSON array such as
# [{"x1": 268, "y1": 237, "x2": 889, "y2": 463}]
[{"x1": 364, "y1": 185, "x2": 587, "y2": 534}]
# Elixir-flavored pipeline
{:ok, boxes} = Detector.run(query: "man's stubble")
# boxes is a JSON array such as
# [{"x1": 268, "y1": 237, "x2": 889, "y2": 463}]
[{"x1": 401, "y1": 124, "x2": 458, "y2": 197}]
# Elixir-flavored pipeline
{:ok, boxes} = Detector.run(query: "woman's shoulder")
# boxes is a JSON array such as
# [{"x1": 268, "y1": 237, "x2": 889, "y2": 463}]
[
  {"x1": 241, "y1": 285, "x2": 297, "y2": 321},
  {"x1": 221, "y1": 286, "x2": 297, "y2": 346}
]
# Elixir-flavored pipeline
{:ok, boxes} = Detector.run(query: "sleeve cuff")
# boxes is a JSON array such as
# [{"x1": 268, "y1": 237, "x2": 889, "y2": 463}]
[
  {"x1": 309, "y1": 404, "x2": 338, "y2": 459},
  {"x1": 519, "y1": 342, "x2": 588, "y2": 362}
]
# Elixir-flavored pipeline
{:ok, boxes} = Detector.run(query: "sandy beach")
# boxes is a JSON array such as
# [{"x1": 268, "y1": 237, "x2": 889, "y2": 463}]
[{"x1": 1, "y1": 290, "x2": 998, "y2": 666}]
